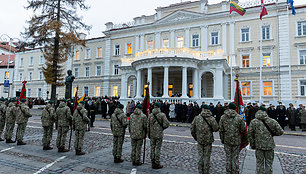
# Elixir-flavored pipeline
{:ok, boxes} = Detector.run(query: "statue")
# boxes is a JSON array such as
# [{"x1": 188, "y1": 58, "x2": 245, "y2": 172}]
[{"x1": 65, "y1": 70, "x2": 75, "y2": 99}]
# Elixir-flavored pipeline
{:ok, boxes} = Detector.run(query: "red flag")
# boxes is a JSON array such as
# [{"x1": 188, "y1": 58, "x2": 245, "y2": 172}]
[
  {"x1": 142, "y1": 86, "x2": 150, "y2": 117},
  {"x1": 19, "y1": 81, "x2": 27, "y2": 101},
  {"x1": 73, "y1": 87, "x2": 78, "y2": 113},
  {"x1": 260, "y1": 0, "x2": 268, "y2": 20}
]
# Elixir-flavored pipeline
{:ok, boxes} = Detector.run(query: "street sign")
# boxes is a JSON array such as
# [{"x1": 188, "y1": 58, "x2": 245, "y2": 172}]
[{"x1": 4, "y1": 80, "x2": 9, "y2": 87}]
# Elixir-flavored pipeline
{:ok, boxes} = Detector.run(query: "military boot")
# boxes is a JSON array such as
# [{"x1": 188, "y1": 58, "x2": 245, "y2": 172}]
[
  {"x1": 46, "y1": 146, "x2": 53, "y2": 150},
  {"x1": 6, "y1": 139, "x2": 15, "y2": 143},
  {"x1": 17, "y1": 141, "x2": 26, "y2": 145},
  {"x1": 0, "y1": 138, "x2": 4, "y2": 141},
  {"x1": 61, "y1": 148, "x2": 69, "y2": 152},
  {"x1": 153, "y1": 163, "x2": 163, "y2": 169},
  {"x1": 43, "y1": 146, "x2": 47, "y2": 150},
  {"x1": 152, "y1": 162, "x2": 156, "y2": 169},
  {"x1": 76, "y1": 150, "x2": 85, "y2": 155},
  {"x1": 117, "y1": 158, "x2": 124, "y2": 163}
]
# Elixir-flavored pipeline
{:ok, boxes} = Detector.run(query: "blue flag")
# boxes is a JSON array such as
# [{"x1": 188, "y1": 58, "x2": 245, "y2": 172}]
[{"x1": 287, "y1": 0, "x2": 296, "y2": 15}]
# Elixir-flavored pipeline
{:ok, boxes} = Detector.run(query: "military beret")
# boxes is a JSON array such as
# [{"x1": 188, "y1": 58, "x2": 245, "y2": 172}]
[
  {"x1": 229, "y1": 102, "x2": 237, "y2": 110},
  {"x1": 20, "y1": 99, "x2": 26, "y2": 102},
  {"x1": 154, "y1": 102, "x2": 161, "y2": 108},
  {"x1": 259, "y1": 106, "x2": 267, "y2": 111},
  {"x1": 0, "y1": 98, "x2": 5, "y2": 101},
  {"x1": 48, "y1": 100, "x2": 54, "y2": 104},
  {"x1": 11, "y1": 98, "x2": 17, "y2": 102},
  {"x1": 63, "y1": 99, "x2": 67, "y2": 102},
  {"x1": 117, "y1": 104, "x2": 124, "y2": 109},
  {"x1": 136, "y1": 104, "x2": 142, "y2": 109},
  {"x1": 79, "y1": 101, "x2": 85, "y2": 104},
  {"x1": 203, "y1": 104, "x2": 210, "y2": 110}
]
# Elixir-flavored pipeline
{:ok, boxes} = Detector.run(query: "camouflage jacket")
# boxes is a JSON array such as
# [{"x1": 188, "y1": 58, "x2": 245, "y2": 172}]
[
  {"x1": 301, "y1": 109, "x2": 306, "y2": 124},
  {"x1": 191, "y1": 109, "x2": 219, "y2": 145},
  {"x1": 6, "y1": 103, "x2": 18, "y2": 124},
  {"x1": 72, "y1": 104, "x2": 89, "y2": 130},
  {"x1": 41, "y1": 104, "x2": 55, "y2": 127},
  {"x1": 129, "y1": 108, "x2": 147, "y2": 140},
  {"x1": 111, "y1": 108, "x2": 128, "y2": 137},
  {"x1": 16, "y1": 103, "x2": 32, "y2": 124},
  {"x1": 147, "y1": 108, "x2": 169, "y2": 139},
  {"x1": 0, "y1": 101, "x2": 7, "y2": 121},
  {"x1": 219, "y1": 109, "x2": 247, "y2": 146},
  {"x1": 249, "y1": 110, "x2": 284, "y2": 150},
  {"x1": 55, "y1": 102, "x2": 72, "y2": 127}
]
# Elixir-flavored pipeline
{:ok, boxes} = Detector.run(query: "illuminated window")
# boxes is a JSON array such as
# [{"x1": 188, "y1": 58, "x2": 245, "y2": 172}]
[
  {"x1": 84, "y1": 86, "x2": 89, "y2": 97},
  {"x1": 168, "y1": 84, "x2": 173, "y2": 97},
  {"x1": 298, "y1": 21, "x2": 306, "y2": 36},
  {"x1": 97, "y1": 47, "x2": 102, "y2": 58},
  {"x1": 192, "y1": 34, "x2": 199, "y2": 47},
  {"x1": 163, "y1": 39, "x2": 169, "y2": 48},
  {"x1": 189, "y1": 83, "x2": 193, "y2": 98},
  {"x1": 85, "y1": 66, "x2": 90, "y2": 77},
  {"x1": 242, "y1": 55, "x2": 250, "y2": 68},
  {"x1": 113, "y1": 86, "x2": 118, "y2": 97},
  {"x1": 144, "y1": 84, "x2": 148, "y2": 96},
  {"x1": 263, "y1": 53, "x2": 271, "y2": 67},
  {"x1": 300, "y1": 50, "x2": 306, "y2": 65},
  {"x1": 211, "y1": 32, "x2": 219, "y2": 45},
  {"x1": 86, "y1": 48, "x2": 91, "y2": 59},
  {"x1": 95, "y1": 86, "x2": 100, "y2": 97},
  {"x1": 241, "y1": 28, "x2": 249, "y2": 42},
  {"x1": 20, "y1": 58, "x2": 24, "y2": 67},
  {"x1": 177, "y1": 36, "x2": 184, "y2": 48},
  {"x1": 75, "y1": 50, "x2": 80, "y2": 60},
  {"x1": 29, "y1": 56, "x2": 34, "y2": 65},
  {"x1": 96, "y1": 65, "x2": 102, "y2": 76},
  {"x1": 147, "y1": 40, "x2": 153, "y2": 50},
  {"x1": 263, "y1": 81, "x2": 273, "y2": 96},
  {"x1": 262, "y1": 26, "x2": 270, "y2": 40},
  {"x1": 4, "y1": 71, "x2": 9, "y2": 79},
  {"x1": 128, "y1": 85, "x2": 131, "y2": 97},
  {"x1": 114, "y1": 44, "x2": 120, "y2": 56},
  {"x1": 241, "y1": 82, "x2": 251, "y2": 97},
  {"x1": 126, "y1": 43, "x2": 132, "y2": 54},
  {"x1": 73, "y1": 87, "x2": 78, "y2": 96}
]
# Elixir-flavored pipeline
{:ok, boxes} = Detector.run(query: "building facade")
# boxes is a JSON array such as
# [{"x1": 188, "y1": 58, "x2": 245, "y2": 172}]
[{"x1": 13, "y1": 0, "x2": 306, "y2": 106}]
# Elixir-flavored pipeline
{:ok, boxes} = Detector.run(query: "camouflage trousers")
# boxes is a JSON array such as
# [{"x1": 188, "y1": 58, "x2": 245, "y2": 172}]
[
  {"x1": 131, "y1": 139, "x2": 143, "y2": 163},
  {"x1": 42, "y1": 126, "x2": 53, "y2": 147},
  {"x1": 0, "y1": 119, "x2": 5, "y2": 138},
  {"x1": 16, "y1": 123, "x2": 27, "y2": 142},
  {"x1": 197, "y1": 143, "x2": 212, "y2": 174},
  {"x1": 56, "y1": 126, "x2": 69, "y2": 149},
  {"x1": 74, "y1": 129, "x2": 85, "y2": 151},
  {"x1": 255, "y1": 149, "x2": 274, "y2": 174},
  {"x1": 4, "y1": 123, "x2": 15, "y2": 140},
  {"x1": 150, "y1": 138, "x2": 163, "y2": 165},
  {"x1": 112, "y1": 136, "x2": 124, "y2": 159},
  {"x1": 224, "y1": 144, "x2": 240, "y2": 174}
]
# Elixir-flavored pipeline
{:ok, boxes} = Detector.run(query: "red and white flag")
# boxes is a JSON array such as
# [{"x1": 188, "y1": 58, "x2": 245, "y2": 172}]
[{"x1": 260, "y1": 0, "x2": 268, "y2": 20}]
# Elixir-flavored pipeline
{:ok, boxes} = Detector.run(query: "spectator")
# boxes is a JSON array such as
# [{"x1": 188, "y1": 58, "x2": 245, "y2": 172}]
[
  {"x1": 215, "y1": 102, "x2": 224, "y2": 124},
  {"x1": 287, "y1": 103, "x2": 297, "y2": 131},
  {"x1": 169, "y1": 102, "x2": 176, "y2": 122},
  {"x1": 267, "y1": 105, "x2": 277, "y2": 120},
  {"x1": 276, "y1": 103, "x2": 287, "y2": 130}
]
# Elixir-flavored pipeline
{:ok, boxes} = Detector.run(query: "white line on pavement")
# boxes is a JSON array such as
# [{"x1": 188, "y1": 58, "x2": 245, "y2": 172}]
[
  {"x1": 130, "y1": 168, "x2": 137, "y2": 174},
  {"x1": 34, "y1": 156, "x2": 66, "y2": 174},
  {"x1": 0, "y1": 147, "x2": 14, "y2": 152}
]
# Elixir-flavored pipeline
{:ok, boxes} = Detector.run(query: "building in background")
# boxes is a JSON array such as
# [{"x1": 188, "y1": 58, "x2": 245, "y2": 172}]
[{"x1": 0, "y1": 55, "x2": 15, "y2": 97}]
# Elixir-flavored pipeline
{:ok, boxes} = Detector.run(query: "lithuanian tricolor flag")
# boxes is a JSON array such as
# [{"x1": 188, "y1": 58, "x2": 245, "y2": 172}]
[{"x1": 230, "y1": 1, "x2": 246, "y2": 16}]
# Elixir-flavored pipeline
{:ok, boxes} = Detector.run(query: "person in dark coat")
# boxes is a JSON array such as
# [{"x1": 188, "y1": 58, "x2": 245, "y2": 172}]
[
  {"x1": 175, "y1": 102, "x2": 183, "y2": 122},
  {"x1": 182, "y1": 102, "x2": 188, "y2": 123},
  {"x1": 209, "y1": 103, "x2": 215, "y2": 117},
  {"x1": 247, "y1": 103, "x2": 258, "y2": 126},
  {"x1": 101, "y1": 99, "x2": 107, "y2": 118},
  {"x1": 267, "y1": 105, "x2": 277, "y2": 120},
  {"x1": 215, "y1": 102, "x2": 224, "y2": 124},
  {"x1": 89, "y1": 101, "x2": 96, "y2": 127},
  {"x1": 276, "y1": 103, "x2": 287, "y2": 130},
  {"x1": 287, "y1": 103, "x2": 297, "y2": 131},
  {"x1": 297, "y1": 104, "x2": 303, "y2": 129},
  {"x1": 193, "y1": 103, "x2": 201, "y2": 118},
  {"x1": 186, "y1": 103, "x2": 194, "y2": 123}
]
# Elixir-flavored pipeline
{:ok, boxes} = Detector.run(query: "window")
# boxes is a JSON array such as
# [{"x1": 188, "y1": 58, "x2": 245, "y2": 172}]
[
  {"x1": 75, "y1": 50, "x2": 80, "y2": 60},
  {"x1": 300, "y1": 50, "x2": 306, "y2": 64},
  {"x1": 263, "y1": 81, "x2": 273, "y2": 96},
  {"x1": 95, "y1": 86, "x2": 100, "y2": 97},
  {"x1": 97, "y1": 47, "x2": 103, "y2": 58},
  {"x1": 39, "y1": 71, "x2": 43, "y2": 80},
  {"x1": 73, "y1": 87, "x2": 78, "y2": 96},
  {"x1": 128, "y1": 85, "x2": 131, "y2": 97},
  {"x1": 147, "y1": 40, "x2": 153, "y2": 50},
  {"x1": 84, "y1": 86, "x2": 89, "y2": 97},
  {"x1": 114, "y1": 44, "x2": 120, "y2": 56},
  {"x1": 241, "y1": 28, "x2": 250, "y2": 42},
  {"x1": 301, "y1": 81, "x2": 306, "y2": 96},
  {"x1": 241, "y1": 82, "x2": 251, "y2": 96},
  {"x1": 38, "y1": 88, "x2": 42, "y2": 98},
  {"x1": 262, "y1": 26, "x2": 270, "y2": 40},
  {"x1": 263, "y1": 53, "x2": 271, "y2": 67},
  {"x1": 85, "y1": 48, "x2": 91, "y2": 59},
  {"x1": 298, "y1": 21, "x2": 306, "y2": 36},
  {"x1": 39, "y1": 55, "x2": 44, "y2": 64},
  {"x1": 112, "y1": 86, "x2": 118, "y2": 97},
  {"x1": 29, "y1": 56, "x2": 34, "y2": 65},
  {"x1": 74, "y1": 67, "x2": 79, "y2": 78},
  {"x1": 242, "y1": 55, "x2": 250, "y2": 68},
  {"x1": 114, "y1": 64, "x2": 119, "y2": 75},
  {"x1": 4, "y1": 71, "x2": 9, "y2": 79},
  {"x1": 29, "y1": 72, "x2": 33, "y2": 81},
  {"x1": 126, "y1": 43, "x2": 132, "y2": 54},
  {"x1": 96, "y1": 65, "x2": 102, "y2": 76},
  {"x1": 85, "y1": 66, "x2": 90, "y2": 77},
  {"x1": 192, "y1": 34, "x2": 199, "y2": 47},
  {"x1": 177, "y1": 36, "x2": 184, "y2": 48},
  {"x1": 163, "y1": 39, "x2": 169, "y2": 48},
  {"x1": 28, "y1": 89, "x2": 31, "y2": 97},
  {"x1": 19, "y1": 72, "x2": 23, "y2": 81},
  {"x1": 20, "y1": 58, "x2": 24, "y2": 67},
  {"x1": 211, "y1": 32, "x2": 219, "y2": 45}
]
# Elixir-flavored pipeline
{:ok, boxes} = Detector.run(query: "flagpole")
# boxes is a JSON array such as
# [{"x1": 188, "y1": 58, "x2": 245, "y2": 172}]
[
  {"x1": 287, "y1": 3, "x2": 292, "y2": 101},
  {"x1": 230, "y1": 0, "x2": 234, "y2": 101},
  {"x1": 260, "y1": 18, "x2": 263, "y2": 104}
]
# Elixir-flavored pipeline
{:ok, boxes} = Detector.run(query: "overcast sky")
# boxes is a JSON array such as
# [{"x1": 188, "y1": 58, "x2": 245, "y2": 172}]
[{"x1": 0, "y1": 0, "x2": 304, "y2": 40}]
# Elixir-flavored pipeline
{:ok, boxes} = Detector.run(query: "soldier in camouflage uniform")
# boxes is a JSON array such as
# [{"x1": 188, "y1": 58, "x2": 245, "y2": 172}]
[
  {"x1": 191, "y1": 104, "x2": 219, "y2": 174},
  {"x1": 249, "y1": 106, "x2": 284, "y2": 174},
  {"x1": 148, "y1": 102, "x2": 169, "y2": 169},
  {"x1": 16, "y1": 98, "x2": 32, "y2": 145},
  {"x1": 4, "y1": 99, "x2": 18, "y2": 143},
  {"x1": 72, "y1": 101, "x2": 89, "y2": 155},
  {"x1": 129, "y1": 104, "x2": 147, "y2": 166},
  {"x1": 41, "y1": 101, "x2": 55, "y2": 150},
  {"x1": 0, "y1": 98, "x2": 7, "y2": 141},
  {"x1": 219, "y1": 102, "x2": 247, "y2": 174},
  {"x1": 55, "y1": 99, "x2": 72, "y2": 152},
  {"x1": 111, "y1": 104, "x2": 128, "y2": 163}
]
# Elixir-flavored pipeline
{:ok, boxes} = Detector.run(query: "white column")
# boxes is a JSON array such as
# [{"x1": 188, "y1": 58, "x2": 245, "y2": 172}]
[
  {"x1": 182, "y1": 67, "x2": 188, "y2": 98},
  {"x1": 230, "y1": 21, "x2": 235, "y2": 100},
  {"x1": 222, "y1": 23, "x2": 227, "y2": 55},
  {"x1": 147, "y1": 67, "x2": 152, "y2": 97},
  {"x1": 201, "y1": 25, "x2": 208, "y2": 52},
  {"x1": 136, "y1": 70, "x2": 142, "y2": 98},
  {"x1": 214, "y1": 68, "x2": 224, "y2": 99},
  {"x1": 162, "y1": 66, "x2": 169, "y2": 98},
  {"x1": 192, "y1": 69, "x2": 199, "y2": 99},
  {"x1": 120, "y1": 73, "x2": 127, "y2": 99},
  {"x1": 155, "y1": 32, "x2": 161, "y2": 49},
  {"x1": 140, "y1": 34, "x2": 145, "y2": 52},
  {"x1": 170, "y1": 30, "x2": 175, "y2": 48},
  {"x1": 185, "y1": 28, "x2": 190, "y2": 48},
  {"x1": 135, "y1": 35, "x2": 140, "y2": 53}
]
